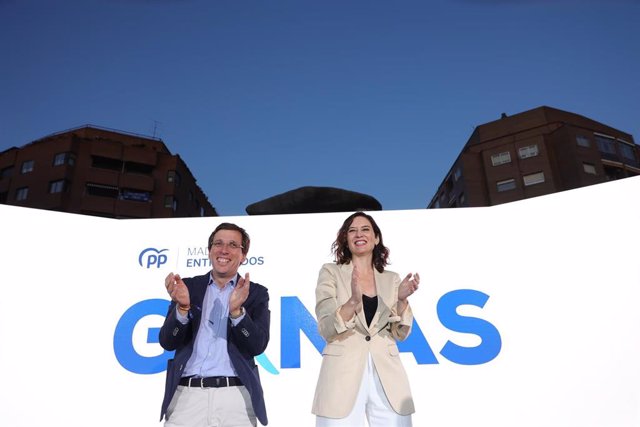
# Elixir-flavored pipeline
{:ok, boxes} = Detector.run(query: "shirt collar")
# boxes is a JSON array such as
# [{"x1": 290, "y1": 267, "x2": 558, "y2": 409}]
[{"x1": 208, "y1": 273, "x2": 237, "y2": 289}]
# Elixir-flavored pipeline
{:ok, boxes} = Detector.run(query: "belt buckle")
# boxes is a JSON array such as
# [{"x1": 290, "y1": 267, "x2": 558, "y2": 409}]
[{"x1": 200, "y1": 378, "x2": 205, "y2": 389}]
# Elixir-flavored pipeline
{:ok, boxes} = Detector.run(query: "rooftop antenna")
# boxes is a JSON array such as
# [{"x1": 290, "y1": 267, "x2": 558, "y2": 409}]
[{"x1": 152, "y1": 120, "x2": 162, "y2": 139}]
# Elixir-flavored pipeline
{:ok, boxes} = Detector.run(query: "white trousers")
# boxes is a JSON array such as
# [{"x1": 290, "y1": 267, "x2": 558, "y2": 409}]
[
  {"x1": 165, "y1": 385, "x2": 256, "y2": 427},
  {"x1": 316, "y1": 354, "x2": 413, "y2": 427}
]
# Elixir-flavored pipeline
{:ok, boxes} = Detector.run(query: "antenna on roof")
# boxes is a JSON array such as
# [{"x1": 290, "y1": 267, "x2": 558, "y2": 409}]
[{"x1": 152, "y1": 120, "x2": 162, "y2": 139}]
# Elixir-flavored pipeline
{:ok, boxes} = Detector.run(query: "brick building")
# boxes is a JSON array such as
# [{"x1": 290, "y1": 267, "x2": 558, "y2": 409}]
[
  {"x1": 428, "y1": 106, "x2": 639, "y2": 208},
  {"x1": 0, "y1": 125, "x2": 217, "y2": 218}
]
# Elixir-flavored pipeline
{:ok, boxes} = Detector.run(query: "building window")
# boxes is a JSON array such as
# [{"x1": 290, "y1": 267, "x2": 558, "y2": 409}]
[
  {"x1": 92, "y1": 155, "x2": 123, "y2": 171},
  {"x1": 164, "y1": 196, "x2": 179, "y2": 212},
  {"x1": 167, "y1": 170, "x2": 181, "y2": 186},
  {"x1": 1, "y1": 166, "x2": 13, "y2": 179},
  {"x1": 576, "y1": 135, "x2": 591, "y2": 148},
  {"x1": 595, "y1": 135, "x2": 617, "y2": 154},
  {"x1": 49, "y1": 180, "x2": 67, "y2": 193},
  {"x1": 200, "y1": 206, "x2": 205, "y2": 217},
  {"x1": 523, "y1": 172, "x2": 545, "y2": 186},
  {"x1": 444, "y1": 175, "x2": 454, "y2": 194},
  {"x1": 491, "y1": 151, "x2": 511, "y2": 166},
  {"x1": 86, "y1": 183, "x2": 119, "y2": 198},
  {"x1": 518, "y1": 144, "x2": 539, "y2": 159},
  {"x1": 124, "y1": 161, "x2": 153, "y2": 175},
  {"x1": 0, "y1": 191, "x2": 7, "y2": 203},
  {"x1": 583, "y1": 163, "x2": 597, "y2": 175},
  {"x1": 21, "y1": 160, "x2": 34, "y2": 174},
  {"x1": 453, "y1": 167, "x2": 462, "y2": 181},
  {"x1": 603, "y1": 164, "x2": 625, "y2": 181},
  {"x1": 53, "y1": 153, "x2": 65, "y2": 166},
  {"x1": 618, "y1": 141, "x2": 637, "y2": 162},
  {"x1": 15, "y1": 187, "x2": 28, "y2": 201},
  {"x1": 53, "y1": 152, "x2": 76, "y2": 167},
  {"x1": 496, "y1": 178, "x2": 516, "y2": 192}
]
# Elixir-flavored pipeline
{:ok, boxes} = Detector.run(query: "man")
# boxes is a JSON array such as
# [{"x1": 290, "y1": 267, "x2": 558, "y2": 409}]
[{"x1": 159, "y1": 222, "x2": 270, "y2": 426}]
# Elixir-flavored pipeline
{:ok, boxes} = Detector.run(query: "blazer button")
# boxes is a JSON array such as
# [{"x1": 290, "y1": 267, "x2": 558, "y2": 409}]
[{"x1": 365, "y1": 336, "x2": 371, "y2": 341}]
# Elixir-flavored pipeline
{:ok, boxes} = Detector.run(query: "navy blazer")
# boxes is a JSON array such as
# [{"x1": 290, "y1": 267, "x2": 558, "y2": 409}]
[{"x1": 159, "y1": 272, "x2": 270, "y2": 425}]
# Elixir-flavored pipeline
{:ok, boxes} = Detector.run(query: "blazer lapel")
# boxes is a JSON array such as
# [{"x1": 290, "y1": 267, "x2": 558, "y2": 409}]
[
  {"x1": 338, "y1": 264, "x2": 369, "y2": 331},
  {"x1": 369, "y1": 270, "x2": 398, "y2": 334}
]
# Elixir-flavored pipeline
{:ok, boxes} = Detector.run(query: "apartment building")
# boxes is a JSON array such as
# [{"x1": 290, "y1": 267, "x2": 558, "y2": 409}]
[
  {"x1": 428, "y1": 106, "x2": 638, "y2": 208},
  {"x1": 0, "y1": 125, "x2": 217, "y2": 218}
]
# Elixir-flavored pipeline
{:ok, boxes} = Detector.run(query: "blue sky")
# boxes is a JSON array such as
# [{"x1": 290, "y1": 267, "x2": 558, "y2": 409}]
[{"x1": 1, "y1": 0, "x2": 638, "y2": 216}]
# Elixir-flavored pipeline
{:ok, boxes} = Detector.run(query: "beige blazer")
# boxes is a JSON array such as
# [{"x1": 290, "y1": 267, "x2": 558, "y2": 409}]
[{"x1": 312, "y1": 263, "x2": 415, "y2": 418}]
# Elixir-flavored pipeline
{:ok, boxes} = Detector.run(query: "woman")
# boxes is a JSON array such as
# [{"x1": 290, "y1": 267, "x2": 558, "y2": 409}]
[{"x1": 312, "y1": 212, "x2": 420, "y2": 426}]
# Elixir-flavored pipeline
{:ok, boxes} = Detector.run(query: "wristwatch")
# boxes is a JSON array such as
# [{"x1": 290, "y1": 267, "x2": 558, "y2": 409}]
[{"x1": 230, "y1": 306, "x2": 245, "y2": 319}]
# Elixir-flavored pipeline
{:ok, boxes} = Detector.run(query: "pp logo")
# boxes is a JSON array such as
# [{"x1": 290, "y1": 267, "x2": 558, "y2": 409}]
[{"x1": 139, "y1": 248, "x2": 169, "y2": 269}]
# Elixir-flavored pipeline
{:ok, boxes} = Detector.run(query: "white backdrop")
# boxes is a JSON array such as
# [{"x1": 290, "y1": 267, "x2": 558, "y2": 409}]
[{"x1": 1, "y1": 176, "x2": 639, "y2": 427}]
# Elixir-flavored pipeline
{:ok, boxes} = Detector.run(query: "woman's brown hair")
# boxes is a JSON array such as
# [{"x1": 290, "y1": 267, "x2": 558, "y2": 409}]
[{"x1": 332, "y1": 211, "x2": 389, "y2": 273}]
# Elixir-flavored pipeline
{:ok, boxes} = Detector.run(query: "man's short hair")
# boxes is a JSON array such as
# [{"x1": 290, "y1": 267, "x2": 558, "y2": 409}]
[{"x1": 208, "y1": 222, "x2": 250, "y2": 255}]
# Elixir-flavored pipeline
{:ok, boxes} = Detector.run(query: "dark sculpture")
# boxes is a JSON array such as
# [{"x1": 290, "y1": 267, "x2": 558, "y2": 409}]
[{"x1": 246, "y1": 186, "x2": 382, "y2": 215}]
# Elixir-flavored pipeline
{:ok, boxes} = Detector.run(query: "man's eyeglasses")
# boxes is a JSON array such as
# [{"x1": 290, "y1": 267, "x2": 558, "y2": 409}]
[{"x1": 211, "y1": 240, "x2": 244, "y2": 251}]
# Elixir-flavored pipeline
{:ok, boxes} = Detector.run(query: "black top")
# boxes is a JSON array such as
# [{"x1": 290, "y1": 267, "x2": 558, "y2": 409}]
[{"x1": 362, "y1": 294, "x2": 378, "y2": 327}]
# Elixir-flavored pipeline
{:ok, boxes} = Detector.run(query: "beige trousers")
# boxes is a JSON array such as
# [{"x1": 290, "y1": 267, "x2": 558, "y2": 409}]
[{"x1": 165, "y1": 385, "x2": 257, "y2": 427}]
